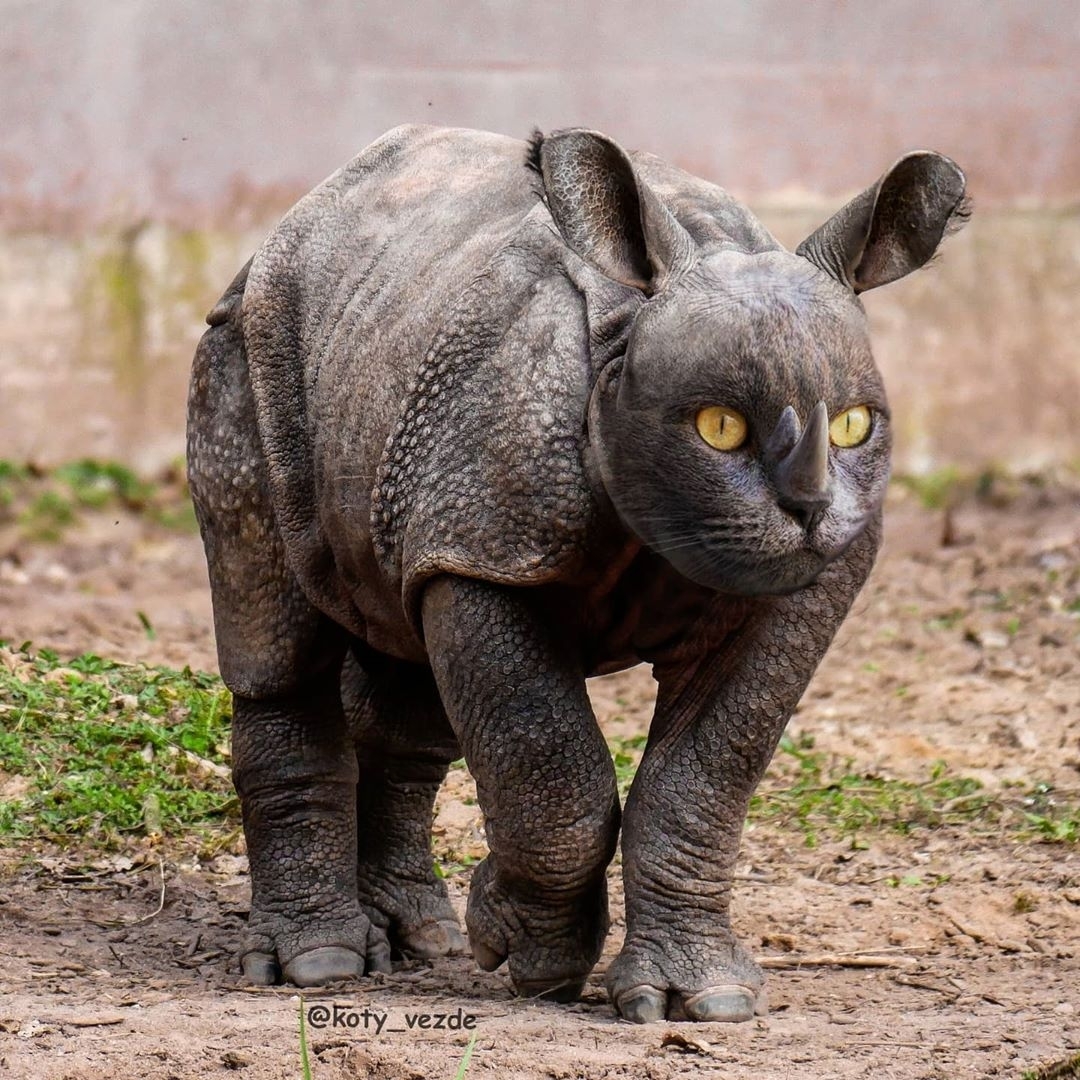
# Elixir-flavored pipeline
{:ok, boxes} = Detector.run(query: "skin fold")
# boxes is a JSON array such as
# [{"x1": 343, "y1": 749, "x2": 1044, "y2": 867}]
[{"x1": 187, "y1": 124, "x2": 967, "y2": 1020}]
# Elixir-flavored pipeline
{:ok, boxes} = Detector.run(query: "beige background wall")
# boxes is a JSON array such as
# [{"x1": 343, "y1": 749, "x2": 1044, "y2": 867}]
[{"x1": 2, "y1": 1, "x2": 1078, "y2": 471}]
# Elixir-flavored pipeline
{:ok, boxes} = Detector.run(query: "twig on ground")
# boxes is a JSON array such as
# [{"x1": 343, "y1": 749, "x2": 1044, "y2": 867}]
[
  {"x1": 132, "y1": 858, "x2": 166, "y2": 925},
  {"x1": 757, "y1": 952, "x2": 918, "y2": 970},
  {"x1": 892, "y1": 973, "x2": 960, "y2": 1000}
]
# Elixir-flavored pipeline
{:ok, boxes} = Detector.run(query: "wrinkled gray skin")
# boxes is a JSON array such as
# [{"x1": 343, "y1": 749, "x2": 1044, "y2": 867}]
[{"x1": 187, "y1": 125, "x2": 967, "y2": 1023}]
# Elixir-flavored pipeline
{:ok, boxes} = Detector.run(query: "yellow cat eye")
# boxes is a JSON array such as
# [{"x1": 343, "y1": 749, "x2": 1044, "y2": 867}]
[
  {"x1": 829, "y1": 405, "x2": 873, "y2": 448},
  {"x1": 695, "y1": 406, "x2": 748, "y2": 451}
]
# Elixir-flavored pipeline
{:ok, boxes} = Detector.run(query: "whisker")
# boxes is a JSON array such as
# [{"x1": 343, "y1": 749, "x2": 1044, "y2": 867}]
[
  {"x1": 647, "y1": 536, "x2": 713, "y2": 556},
  {"x1": 643, "y1": 529, "x2": 717, "y2": 544}
]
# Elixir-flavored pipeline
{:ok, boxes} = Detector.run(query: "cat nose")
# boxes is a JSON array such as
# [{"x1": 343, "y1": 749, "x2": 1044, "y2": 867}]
[{"x1": 773, "y1": 401, "x2": 833, "y2": 529}]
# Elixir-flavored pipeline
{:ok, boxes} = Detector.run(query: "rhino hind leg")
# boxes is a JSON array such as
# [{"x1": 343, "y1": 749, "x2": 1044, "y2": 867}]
[
  {"x1": 188, "y1": 311, "x2": 386, "y2": 986},
  {"x1": 230, "y1": 683, "x2": 391, "y2": 986},
  {"x1": 342, "y1": 647, "x2": 468, "y2": 960}
]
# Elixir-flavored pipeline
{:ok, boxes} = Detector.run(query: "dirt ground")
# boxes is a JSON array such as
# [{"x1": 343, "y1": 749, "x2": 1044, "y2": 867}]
[{"x1": 1, "y1": 480, "x2": 1078, "y2": 1079}]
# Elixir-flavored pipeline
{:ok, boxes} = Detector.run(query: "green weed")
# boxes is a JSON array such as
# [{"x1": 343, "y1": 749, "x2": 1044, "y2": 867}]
[
  {"x1": 609, "y1": 733, "x2": 647, "y2": 797},
  {"x1": 454, "y1": 1032, "x2": 478, "y2": 1078},
  {"x1": 925, "y1": 609, "x2": 965, "y2": 632},
  {"x1": 299, "y1": 997, "x2": 312, "y2": 1080},
  {"x1": 433, "y1": 853, "x2": 480, "y2": 879},
  {"x1": 606, "y1": 728, "x2": 1080, "y2": 848},
  {"x1": 19, "y1": 490, "x2": 76, "y2": 540},
  {"x1": 604, "y1": 729, "x2": 1078, "y2": 847},
  {"x1": 53, "y1": 460, "x2": 154, "y2": 509},
  {"x1": 894, "y1": 467, "x2": 964, "y2": 510},
  {"x1": 4, "y1": 645, "x2": 1077, "y2": 855}
]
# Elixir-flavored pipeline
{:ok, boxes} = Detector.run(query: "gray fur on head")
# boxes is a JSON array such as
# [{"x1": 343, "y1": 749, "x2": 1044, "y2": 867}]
[{"x1": 523, "y1": 129, "x2": 967, "y2": 595}]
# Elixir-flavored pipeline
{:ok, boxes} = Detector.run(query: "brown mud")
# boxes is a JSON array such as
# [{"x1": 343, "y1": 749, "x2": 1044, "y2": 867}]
[{"x1": 1, "y1": 483, "x2": 1078, "y2": 1079}]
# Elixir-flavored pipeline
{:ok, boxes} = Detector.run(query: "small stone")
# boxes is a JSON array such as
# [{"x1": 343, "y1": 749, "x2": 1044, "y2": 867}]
[
  {"x1": 42, "y1": 562, "x2": 72, "y2": 585},
  {"x1": 64, "y1": 1013, "x2": 126, "y2": 1028},
  {"x1": 965, "y1": 626, "x2": 1009, "y2": 649},
  {"x1": 0, "y1": 561, "x2": 30, "y2": 586}
]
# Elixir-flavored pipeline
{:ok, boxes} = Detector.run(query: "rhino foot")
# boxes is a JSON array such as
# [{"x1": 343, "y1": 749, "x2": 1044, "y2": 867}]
[
  {"x1": 240, "y1": 904, "x2": 391, "y2": 987},
  {"x1": 465, "y1": 856, "x2": 608, "y2": 1003},
  {"x1": 606, "y1": 933, "x2": 766, "y2": 1023},
  {"x1": 356, "y1": 867, "x2": 468, "y2": 961}
]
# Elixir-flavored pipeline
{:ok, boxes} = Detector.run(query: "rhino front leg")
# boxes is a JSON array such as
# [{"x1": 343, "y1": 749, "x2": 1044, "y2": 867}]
[
  {"x1": 422, "y1": 576, "x2": 620, "y2": 1002},
  {"x1": 609, "y1": 524, "x2": 880, "y2": 1023}
]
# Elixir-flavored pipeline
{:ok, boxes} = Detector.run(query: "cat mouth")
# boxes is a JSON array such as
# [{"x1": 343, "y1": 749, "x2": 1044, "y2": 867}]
[
  {"x1": 684, "y1": 513, "x2": 874, "y2": 595},
  {"x1": 636, "y1": 505, "x2": 877, "y2": 596}
]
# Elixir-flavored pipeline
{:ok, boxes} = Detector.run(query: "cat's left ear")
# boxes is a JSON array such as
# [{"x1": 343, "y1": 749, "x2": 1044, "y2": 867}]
[{"x1": 796, "y1": 152, "x2": 969, "y2": 294}]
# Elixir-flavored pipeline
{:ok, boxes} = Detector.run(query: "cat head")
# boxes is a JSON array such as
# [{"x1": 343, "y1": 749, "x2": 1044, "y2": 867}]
[{"x1": 531, "y1": 128, "x2": 968, "y2": 595}]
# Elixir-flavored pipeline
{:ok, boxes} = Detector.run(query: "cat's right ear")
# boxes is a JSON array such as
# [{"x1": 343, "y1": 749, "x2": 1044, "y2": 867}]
[
  {"x1": 528, "y1": 128, "x2": 694, "y2": 294},
  {"x1": 796, "y1": 152, "x2": 969, "y2": 294}
]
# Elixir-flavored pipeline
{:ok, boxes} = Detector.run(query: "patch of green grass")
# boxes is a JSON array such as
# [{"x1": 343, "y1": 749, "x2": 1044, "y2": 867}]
[
  {"x1": 53, "y1": 460, "x2": 154, "y2": 509},
  {"x1": 0, "y1": 458, "x2": 197, "y2": 538},
  {"x1": 5, "y1": 644, "x2": 1077, "y2": 857},
  {"x1": 609, "y1": 733, "x2": 647, "y2": 798},
  {"x1": 925, "y1": 608, "x2": 965, "y2": 632},
  {"x1": 0, "y1": 644, "x2": 235, "y2": 848},
  {"x1": 751, "y1": 735, "x2": 1079, "y2": 848},
  {"x1": 18, "y1": 490, "x2": 76, "y2": 540},
  {"x1": 433, "y1": 853, "x2": 479, "y2": 879},
  {"x1": 1022, "y1": 782, "x2": 1080, "y2": 843},
  {"x1": 0, "y1": 461, "x2": 30, "y2": 509},
  {"x1": 604, "y1": 729, "x2": 1079, "y2": 848}
]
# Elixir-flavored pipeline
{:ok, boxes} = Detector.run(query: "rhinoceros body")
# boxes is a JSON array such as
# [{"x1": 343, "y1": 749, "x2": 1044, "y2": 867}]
[{"x1": 187, "y1": 124, "x2": 966, "y2": 1022}]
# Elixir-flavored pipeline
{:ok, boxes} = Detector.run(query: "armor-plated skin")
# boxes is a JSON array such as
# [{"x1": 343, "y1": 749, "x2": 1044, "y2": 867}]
[{"x1": 187, "y1": 125, "x2": 967, "y2": 1021}]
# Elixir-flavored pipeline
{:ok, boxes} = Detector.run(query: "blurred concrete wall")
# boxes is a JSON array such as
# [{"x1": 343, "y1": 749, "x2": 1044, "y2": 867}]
[{"x1": 2, "y1": 1, "x2": 1078, "y2": 471}]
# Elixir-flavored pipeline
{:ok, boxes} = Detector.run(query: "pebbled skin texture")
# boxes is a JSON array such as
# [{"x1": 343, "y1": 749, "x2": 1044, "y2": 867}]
[
  {"x1": 186, "y1": 124, "x2": 966, "y2": 1019},
  {"x1": 422, "y1": 576, "x2": 620, "y2": 1000},
  {"x1": 608, "y1": 517, "x2": 881, "y2": 1021},
  {"x1": 342, "y1": 648, "x2": 468, "y2": 959}
]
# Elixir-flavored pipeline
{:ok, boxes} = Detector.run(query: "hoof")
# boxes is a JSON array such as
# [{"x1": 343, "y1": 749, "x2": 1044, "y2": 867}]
[
  {"x1": 614, "y1": 982, "x2": 765, "y2": 1024},
  {"x1": 471, "y1": 939, "x2": 506, "y2": 971},
  {"x1": 401, "y1": 919, "x2": 469, "y2": 960},
  {"x1": 683, "y1": 984, "x2": 763, "y2": 1023},
  {"x1": 367, "y1": 934, "x2": 393, "y2": 975},
  {"x1": 283, "y1": 946, "x2": 364, "y2": 987},
  {"x1": 616, "y1": 984, "x2": 667, "y2": 1024},
  {"x1": 241, "y1": 951, "x2": 281, "y2": 985}
]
